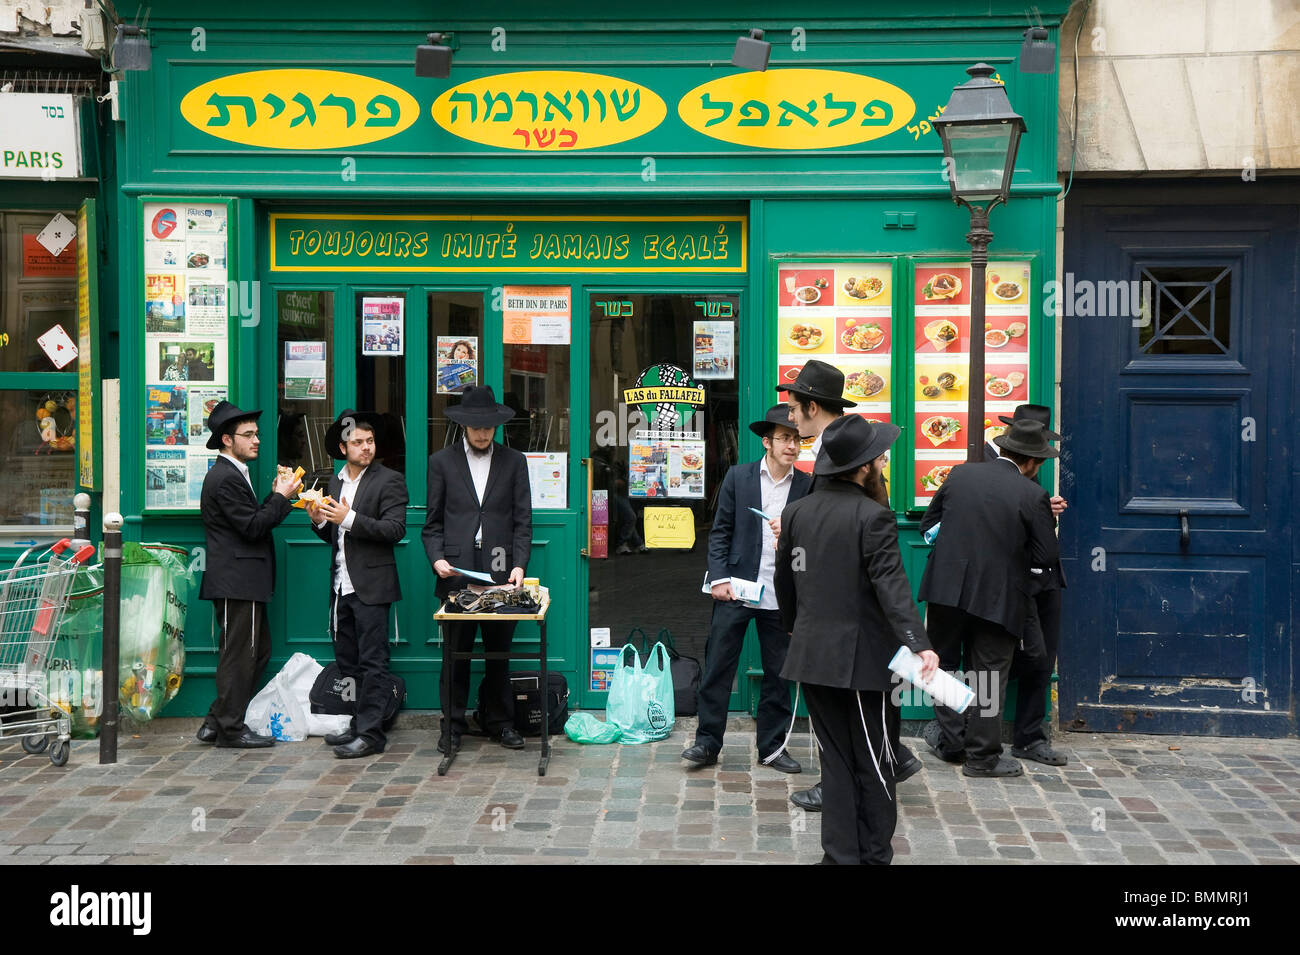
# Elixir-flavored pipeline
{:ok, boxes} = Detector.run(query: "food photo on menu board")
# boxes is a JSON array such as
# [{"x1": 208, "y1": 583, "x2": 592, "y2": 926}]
[
  {"x1": 914, "y1": 409, "x2": 968, "y2": 451},
  {"x1": 914, "y1": 313, "x2": 972, "y2": 354},
  {"x1": 982, "y1": 363, "x2": 1028, "y2": 403},
  {"x1": 914, "y1": 265, "x2": 972, "y2": 309},
  {"x1": 915, "y1": 360, "x2": 969, "y2": 402},
  {"x1": 983, "y1": 264, "x2": 1031, "y2": 307},
  {"x1": 982, "y1": 317, "x2": 1029, "y2": 352},
  {"x1": 836, "y1": 315, "x2": 890, "y2": 354},
  {"x1": 914, "y1": 455, "x2": 965, "y2": 504},
  {"x1": 840, "y1": 361, "x2": 891, "y2": 404}
]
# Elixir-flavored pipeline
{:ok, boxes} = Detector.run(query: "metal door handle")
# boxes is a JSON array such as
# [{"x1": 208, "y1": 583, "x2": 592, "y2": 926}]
[
  {"x1": 1179, "y1": 509, "x2": 1190, "y2": 549},
  {"x1": 580, "y1": 457, "x2": 593, "y2": 557}
]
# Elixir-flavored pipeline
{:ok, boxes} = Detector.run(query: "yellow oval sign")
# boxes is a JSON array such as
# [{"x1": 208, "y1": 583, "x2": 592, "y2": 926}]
[
  {"x1": 180, "y1": 69, "x2": 419, "y2": 150},
  {"x1": 431, "y1": 71, "x2": 666, "y2": 151},
  {"x1": 678, "y1": 69, "x2": 915, "y2": 150}
]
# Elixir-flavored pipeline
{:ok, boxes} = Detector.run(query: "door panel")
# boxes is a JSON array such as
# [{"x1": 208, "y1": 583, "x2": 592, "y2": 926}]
[{"x1": 1061, "y1": 191, "x2": 1295, "y2": 736}]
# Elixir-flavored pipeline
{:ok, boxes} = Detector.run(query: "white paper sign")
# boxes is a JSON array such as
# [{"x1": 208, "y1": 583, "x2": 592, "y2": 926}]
[
  {"x1": 0, "y1": 94, "x2": 81, "y2": 179},
  {"x1": 524, "y1": 452, "x2": 567, "y2": 509},
  {"x1": 590, "y1": 627, "x2": 611, "y2": 648},
  {"x1": 36, "y1": 324, "x2": 78, "y2": 369}
]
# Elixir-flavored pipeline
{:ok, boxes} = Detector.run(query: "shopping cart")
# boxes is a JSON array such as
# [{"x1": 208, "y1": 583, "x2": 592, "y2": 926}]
[{"x1": 0, "y1": 539, "x2": 97, "y2": 767}]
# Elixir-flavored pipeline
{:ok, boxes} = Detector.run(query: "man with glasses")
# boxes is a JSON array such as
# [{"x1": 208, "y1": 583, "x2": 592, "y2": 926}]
[
  {"x1": 195, "y1": 401, "x2": 300, "y2": 748},
  {"x1": 682, "y1": 405, "x2": 811, "y2": 772}
]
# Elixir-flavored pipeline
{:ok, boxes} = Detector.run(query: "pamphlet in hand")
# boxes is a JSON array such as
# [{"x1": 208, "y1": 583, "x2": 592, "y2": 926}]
[
  {"x1": 453, "y1": 566, "x2": 497, "y2": 584},
  {"x1": 888, "y1": 645, "x2": 975, "y2": 713},
  {"x1": 749, "y1": 507, "x2": 774, "y2": 521}
]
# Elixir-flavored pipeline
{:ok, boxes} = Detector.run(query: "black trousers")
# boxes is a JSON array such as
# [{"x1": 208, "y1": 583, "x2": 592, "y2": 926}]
[
  {"x1": 926, "y1": 603, "x2": 1016, "y2": 767},
  {"x1": 1011, "y1": 588, "x2": 1061, "y2": 748},
  {"x1": 331, "y1": 590, "x2": 394, "y2": 749},
  {"x1": 204, "y1": 598, "x2": 271, "y2": 742},
  {"x1": 694, "y1": 601, "x2": 793, "y2": 758},
  {"x1": 803, "y1": 684, "x2": 898, "y2": 865}
]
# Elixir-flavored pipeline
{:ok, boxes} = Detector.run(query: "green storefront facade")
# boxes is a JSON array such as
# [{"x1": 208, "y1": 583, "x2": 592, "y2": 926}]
[{"x1": 111, "y1": 1, "x2": 1069, "y2": 720}]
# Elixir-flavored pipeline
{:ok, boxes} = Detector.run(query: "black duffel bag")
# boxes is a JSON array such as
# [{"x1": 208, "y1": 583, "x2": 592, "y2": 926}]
[
  {"x1": 475, "y1": 670, "x2": 569, "y2": 736},
  {"x1": 309, "y1": 661, "x2": 407, "y2": 731},
  {"x1": 628, "y1": 627, "x2": 701, "y2": 717}
]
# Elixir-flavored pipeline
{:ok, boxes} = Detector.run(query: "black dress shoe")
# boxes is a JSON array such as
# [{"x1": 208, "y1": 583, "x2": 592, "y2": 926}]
[
  {"x1": 195, "y1": 724, "x2": 218, "y2": 744},
  {"x1": 894, "y1": 754, "x2": 923, "y2": 784},
  {"x1": 790, "y1": 783, "x2": 823, "y2": 812},
  {"x1": 324, "y1": 730, "x2": 357, "y2": 747},
  {"x1": 922, "y1": 719, "x2": 965, "y2": 763},
  {"x1": 334, "y1": 737, "x2": 381, "y2": 759},
  {"x1": 681, "y1": 743, "x2": 719, "y2": 766},
  {"x1": 215, "y1": 729, "x2": 274, "y2": 749},
  {"x1": 763, "y1": 751, "x2": 802, "y2": 774},
  {"x1": 1011, "y1": 741, "x2": 1068, "y2": 766},
  {"x1": 498, "y1": 727, "x2": 525, "y2": 750},
  {"x1": 437, "y1": 732, "x2": 462, "y2": 755}
]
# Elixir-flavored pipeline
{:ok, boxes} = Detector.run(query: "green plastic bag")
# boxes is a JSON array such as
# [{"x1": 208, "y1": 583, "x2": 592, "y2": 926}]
[
  {"x1": 563, "y1": 711, "x2": 622, "y2": 745},
  {"x1": 117, "y1": 543, "x2": 193, "y2": 724},
  {"x1": 51, "y1": 565, "x2": 105, "y2": 739},
  {"x1": 606, "y1": 642, "x2": 674, "y2": 744}
]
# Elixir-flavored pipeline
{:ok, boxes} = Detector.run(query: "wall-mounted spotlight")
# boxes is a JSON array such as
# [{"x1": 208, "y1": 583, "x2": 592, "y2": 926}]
[
  {"x1": 112, "y1": 23, "x2": 151, "y2": 72},
  {"x1": 1019, "y1": 27, "x2": 1056, "y2": 73},
  {"x1": 415, "y1": 32, "x2": 454, "y2": 78},
  {"x1": 731, "y1": 29, "x2": 770, "y2": 72}
]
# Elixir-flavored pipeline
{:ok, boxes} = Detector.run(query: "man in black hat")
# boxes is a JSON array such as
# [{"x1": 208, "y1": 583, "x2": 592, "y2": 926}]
[
  {"x1": 985, "y1": 404, "x2": 1069, "y2": 765},
  {"x1": 682, "y1": 404, "x2": 811, "y2": 772},
  {"x1": 196, "y1": 401, "x2": 300, "y2": 748},
  {"x1": 305, "y1": 410, "x2": 408, "y2": 759},
  {"x1": 422, "y1": 385, "x2": 532, "y2": 754},
  {"x1": 775, "y1": 415, "x2": 938, "y2": 864},
  {"x1": 919, "y1": 418, "x2": 1062, "y2": 776},
  {"x1": 782, "y1": 362, "x2": 922, "y2": 812}
]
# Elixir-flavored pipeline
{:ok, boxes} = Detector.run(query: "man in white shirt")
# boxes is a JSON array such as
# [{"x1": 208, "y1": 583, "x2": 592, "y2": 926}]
[
  {"x1": 682, "y1": 406, "x2": 812, "y2": 772},
  {"x1": 306, "y1": 410, "x2": 408, "y2": 759}
]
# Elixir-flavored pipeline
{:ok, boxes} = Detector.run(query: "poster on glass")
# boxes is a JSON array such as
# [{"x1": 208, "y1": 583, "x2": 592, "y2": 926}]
[{"x1": 362, "y1": 297, "x2": 404, "y2": 355}]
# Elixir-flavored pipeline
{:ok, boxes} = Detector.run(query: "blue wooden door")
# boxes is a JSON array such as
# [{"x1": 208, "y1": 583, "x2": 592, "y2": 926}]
[{"x1": 1060, "y1": 186, "x2": 1296, "y2": 737}]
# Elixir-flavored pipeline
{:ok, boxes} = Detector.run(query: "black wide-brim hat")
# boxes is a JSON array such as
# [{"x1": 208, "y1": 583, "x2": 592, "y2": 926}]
[
  {"x1": 999, "y1": 403, "x2": 1052, "y2": 428},
  {"x1": 205, "y1": 400, "x2": 262, "y2": 451},
  {"x1": 445, "y1": 385, "x2": 515, "y2": 428},
  {"x1": 814, "y1": 414, "x2": 901, "y2": 476},
  {"x1": 325, "y1": 409, "x2": 385, "y2": 460},
  {"x1": 749, "y1": 403, "x2": 801, "y2": 438},
  {"x1": 993, "y1": 418, "x2": 1061, "y2": 459},
  {"x1": 776, "y1": 359, "x2": 857, "y2": 409}
]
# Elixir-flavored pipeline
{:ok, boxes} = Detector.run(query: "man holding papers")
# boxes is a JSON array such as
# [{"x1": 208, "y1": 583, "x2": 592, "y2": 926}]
[
  {"x1": 422, "y1": 386, "x2": 533, "y2": 755},
  {"x1": 682, "y1": 405, "x2": 810, "y2": 772}
]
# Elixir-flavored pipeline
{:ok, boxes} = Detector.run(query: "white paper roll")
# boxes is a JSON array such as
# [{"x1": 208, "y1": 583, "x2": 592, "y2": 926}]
[{"x1": 888, "y1": 645, "x2": 975, "y2": 713}]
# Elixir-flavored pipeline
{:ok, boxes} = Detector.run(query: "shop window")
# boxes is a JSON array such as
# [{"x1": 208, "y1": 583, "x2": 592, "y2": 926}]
[
  {"x1": 1137, "y1": 266, "x2": 1233, "y2": 357},
  {"x1": 0, "y1": 212, "x2": 80, "y2": 374},
  {"x1": 427, "y1": 291, "x2": 484, "y2": 453},
  {"x1": 503, "y1": 344, "x2": 570, "y2": 455},
  {"x1": 0, "y1": 389, "x2": 77, "y2": 526},
  {"x1": 356, "y1": 290, "x2": 407, "y2": 476},
  {"x1": 275, "y1": 289, "x2": 335, "y2": 489}
]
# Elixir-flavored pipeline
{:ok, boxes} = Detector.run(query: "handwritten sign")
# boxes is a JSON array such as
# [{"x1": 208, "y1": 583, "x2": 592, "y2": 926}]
[{"x1": 643, "y1": 507, "x2": 696, "y2": 549}]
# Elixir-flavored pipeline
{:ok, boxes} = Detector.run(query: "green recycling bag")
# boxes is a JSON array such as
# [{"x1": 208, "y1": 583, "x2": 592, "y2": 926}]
[
  {"x1": 563, "y1": 712, "x2": 622, "y2": 744},
  {"x1": 117, "y1": 543, "x2": 193, "y2": 723},
  {"x1": 606, "y1": 642, "x2": 674, "y2": 744}
]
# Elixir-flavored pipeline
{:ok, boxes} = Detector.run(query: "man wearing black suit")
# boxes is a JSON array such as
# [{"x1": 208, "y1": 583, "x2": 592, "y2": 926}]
[
  {"x1": 919, "y1": 419, "x2": 1062, "y2": 777},
  {"x1": 196, "y1": 401, "x2": 299, "y2": 748},
  {"x1": 422, "y1": 386, "x2": 532, "y2": 754},
  {"x1": 682, "y1": 405, "x2": 811, "y2": 772},
  {"x1": 775, "y1": 416, "x2": 938, "y2": 865},
  {"x1": 985, "y1": 404, "x2": 1069, "y2": 766},
  {"x1": 305, "y1": 410, "x2": 408, "y2": 759}
]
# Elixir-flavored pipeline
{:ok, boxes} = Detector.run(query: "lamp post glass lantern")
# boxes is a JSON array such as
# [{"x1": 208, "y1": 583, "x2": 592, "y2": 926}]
[{"x1": 933, "y1": 63, "x2": 1026, "y2": 462}]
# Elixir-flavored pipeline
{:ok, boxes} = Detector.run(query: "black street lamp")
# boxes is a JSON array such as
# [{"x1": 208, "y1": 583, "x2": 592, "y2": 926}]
[{"x1": 932, "y1": 63, "x2": 1026, "y2": 463}]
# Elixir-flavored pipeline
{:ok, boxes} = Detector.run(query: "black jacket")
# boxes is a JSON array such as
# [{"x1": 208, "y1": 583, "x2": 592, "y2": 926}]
[
  {"x1": 774, "y1": 479, "x2": 932, "y2": 691},
  {"x1": 707, "y1": 459, "x2": 811, "y2": 585},
  {"x1": 918, "y1": 458, "x2": 1060, "y2": 638},
  {"x1": 310, "y1": 461, "x2": 408, "y2": 605},
  {"x1": 422, "y1": 441, "x2": 532, "y2": 597},
  {"x1": 199, "y1": 455, "x2": 292, "y2": 603},
  {"x1": 982, "y1": 442, "x2": 1067, "y2": 592}
]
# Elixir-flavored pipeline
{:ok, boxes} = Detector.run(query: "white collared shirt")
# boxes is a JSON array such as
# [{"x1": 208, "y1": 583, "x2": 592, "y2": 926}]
[
  {"x1": 219, "y1": 452, "x2": 254, "y2": 494},
  {"x1": 756, "y1": 456, "x2": 794, "y2": 610},
  {"x1": 464, "y1": 437, "x2": 493, "y2": 544},
  {"x1": 315, "y1": 464, "x2": 363, "y2": 595}
]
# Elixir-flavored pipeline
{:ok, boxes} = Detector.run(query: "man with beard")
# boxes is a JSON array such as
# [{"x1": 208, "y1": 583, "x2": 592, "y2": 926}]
[{"x1": 775, "y1": 415, "x2": 938, "y2": 864}]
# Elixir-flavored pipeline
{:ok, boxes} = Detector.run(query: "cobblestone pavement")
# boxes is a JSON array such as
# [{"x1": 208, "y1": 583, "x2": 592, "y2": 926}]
[{"x1": 0, "y1": 718, "x2": 1297, "y2": 865}]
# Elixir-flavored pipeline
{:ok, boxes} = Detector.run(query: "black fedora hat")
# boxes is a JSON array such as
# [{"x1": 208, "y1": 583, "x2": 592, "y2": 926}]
[
  {"x1": 999, "y1": 403, "x2": 1052, "y2": 428},
  {"x1": 776, "y1": 359, "x2": 857, "y2": 409},
  {"x1": 814, "y1": 414, "x2": 901, "y2": 476},
  {"x1": 205, "y1": 400, "x2": 262, "y2": 451},
  {"x1": 324, "y1": 409, "x2": 385, "y2": 460},
  {"x1": 445, "y1": 385, "x2": 514, "y2": 428},
  {"x1": 749, "y1": 403, "x2": 801, "y2": 438},
  {"x1": 993, "y1": 418, "x2": 1060, "y2": 458}
]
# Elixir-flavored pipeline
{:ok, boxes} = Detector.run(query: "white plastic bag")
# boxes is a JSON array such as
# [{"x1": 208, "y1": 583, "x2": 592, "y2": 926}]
[{"x1": 244, "y1": 652, "x2": 321, "y2": 741}]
